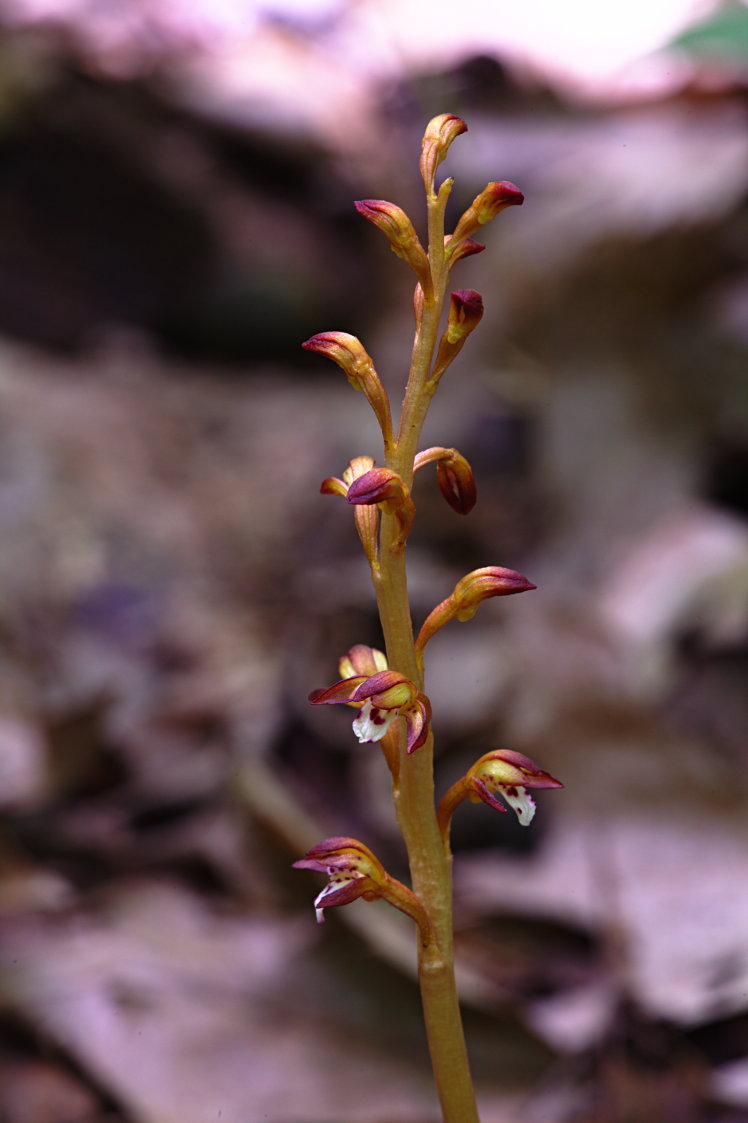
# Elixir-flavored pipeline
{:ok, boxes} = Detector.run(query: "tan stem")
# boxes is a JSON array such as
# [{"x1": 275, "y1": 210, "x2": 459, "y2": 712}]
[
  {"x1": 368, "y1": 185, "x2": 480, "y2": 1123},
  {"x1": 436, "y1": 778, "x2": 470, "y2": 843}
]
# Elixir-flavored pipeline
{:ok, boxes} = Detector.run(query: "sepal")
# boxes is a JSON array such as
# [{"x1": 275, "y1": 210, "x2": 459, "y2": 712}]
[{"x1": 452, "y1": 565, "x2": 536, "y2": 621}]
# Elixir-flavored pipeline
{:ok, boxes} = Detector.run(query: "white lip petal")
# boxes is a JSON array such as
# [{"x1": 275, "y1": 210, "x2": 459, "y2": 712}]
[
  {"x1": 352, "y1": 699, "x2": 398, "y2": 743},
  {"x1": 501, "y1": 785, "x2": 536, "y2": 826}
]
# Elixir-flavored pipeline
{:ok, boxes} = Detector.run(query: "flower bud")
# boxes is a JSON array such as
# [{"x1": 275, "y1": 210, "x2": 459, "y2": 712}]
[
  {"x1": 436, "y1": 452, "x2": 477, "y2": 515},
  {"x1": 445, "y1": 236, "x2": 485, "y2": 266},
  {"x1": 416, "y1": 565, "x2": 535, "y2": 652},
  {"x1": 319, "y1": 456, "x2": 380, "y2": 564},
  {"x1": 354, "y1": 200, "x2": 431, "y2": 294},
  {"x1": 453, "y1": 566, "x2": 536, "y2": 620},
  {"x1": 302, "y1": 331, "x2": 372, "y2": 389},
  {"x1": 445, "y1": 289, "x2": 484, "y2": 343},
  {"x1": 346, "y1": 467, "x2": 407, "y2": 507},
  {"x1": 302, "y1": 333, "x2": 393, "y2": 447},
  {"x1": 430, "y1": 290, "x2": 484, "y2": 384},
  {"x1": 450, "y1": 181, "x2": 524, "y2": 246},
  {"x1": 414, "y1": 446, "x2": 476, "y2": 515},
  {"x1": 419, "y1": 113, "x2": 467, "y2": 196},
  {"x1": 346, "y1": 467, "x2": 415, "y2": 546}
]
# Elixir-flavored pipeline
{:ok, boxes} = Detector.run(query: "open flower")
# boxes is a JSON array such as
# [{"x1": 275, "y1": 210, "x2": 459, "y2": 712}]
[
  {"x1": 438, "y1": 749, "x2": 562, "y2": 836},
  {"x1": 467, "y1": 749, "x2": 563, "y2": 824},
  {"x1": 310, "y1": 649, "x2": 431, "y2": 753},
  {"x1": 293, "y1": 836, "x2": 433, "y2": 939},
  {"x1": 293, "y1": 837, "x2": 389, "y2": 923}
]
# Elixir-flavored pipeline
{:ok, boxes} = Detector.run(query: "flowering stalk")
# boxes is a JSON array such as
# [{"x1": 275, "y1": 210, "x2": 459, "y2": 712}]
[{"x1": 297, "y1": 114, "x2": 561, "y2": 1123}]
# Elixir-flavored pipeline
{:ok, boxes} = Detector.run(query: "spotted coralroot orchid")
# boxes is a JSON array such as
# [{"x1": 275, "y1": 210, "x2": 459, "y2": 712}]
[
  {"x1": 309, "y1": 646, "x2": 430, "y2": 754},
  {"x1": 296, "y1": 114, "x2": 561, "y2": 1123},
  {"x1": 293, "y1": 836, "x2": 385, "y2": 922},
  {"x1": 437, "y1": 750, "x2": 564, "y2": 837},
  {"x1": 293, "y1": 837, "x2": 431, "y2": 939}
]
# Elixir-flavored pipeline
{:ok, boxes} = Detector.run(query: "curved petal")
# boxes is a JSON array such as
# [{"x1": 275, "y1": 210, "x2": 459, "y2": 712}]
[
  {"x1": 470, "y1": 777, "x2": 508, "y2": 813},
  {"x1": 405, "y1": 696, "x2": 431, "y2": 753}
]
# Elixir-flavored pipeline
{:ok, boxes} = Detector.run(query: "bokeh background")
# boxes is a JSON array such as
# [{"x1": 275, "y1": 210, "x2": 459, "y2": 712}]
[{"x1": 0, "y1": 1, "x2": 747, "y2": 1121}]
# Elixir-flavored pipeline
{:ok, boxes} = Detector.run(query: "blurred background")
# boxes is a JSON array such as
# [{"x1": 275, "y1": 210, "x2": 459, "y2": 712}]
[{"x1": 0, "y1": 1, "x2": 746, "y2": 1121}]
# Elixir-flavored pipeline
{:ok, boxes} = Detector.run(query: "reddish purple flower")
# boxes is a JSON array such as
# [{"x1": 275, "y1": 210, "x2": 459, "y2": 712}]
[
  {"x1": 467, "y1": 749, "x2": 562, "y2": 825},
  {"x1": 294, "y1": 835, "x2": 433, "y2": 938},
  {"x1": 310, "y1": 649, "x2": 431, "y2": 753},
  {"x1": 438, "y1": 749, "x2": 563, "y2": 835},
  {"x1": 293, "y1": 837, "x2": 388, "y2": 923}
]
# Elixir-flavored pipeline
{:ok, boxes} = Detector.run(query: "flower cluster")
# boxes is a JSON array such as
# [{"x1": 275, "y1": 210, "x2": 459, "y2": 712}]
[{"x1": 295, "y1": 112, "x2": 563, "y2": 977}]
